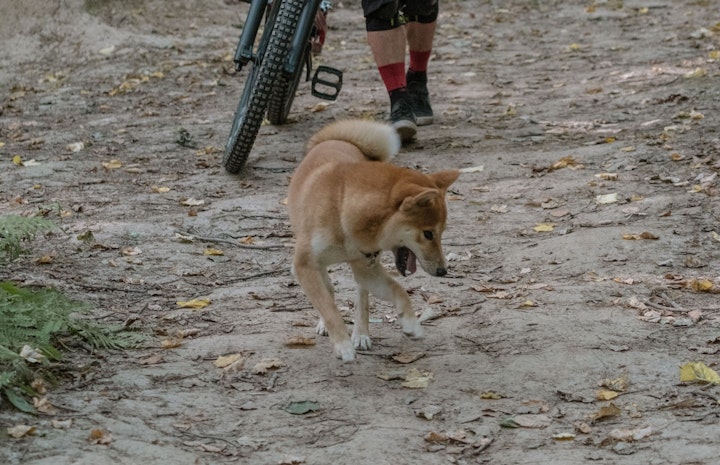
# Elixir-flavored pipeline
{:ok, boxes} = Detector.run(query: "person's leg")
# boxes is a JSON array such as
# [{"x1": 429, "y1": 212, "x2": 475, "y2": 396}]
[
  {"x1": 364, "y1": 0, "x2": 417, "y2": 142},
  {"x1": 404, "y1": 1, "x2": 438, "y2": 125}
]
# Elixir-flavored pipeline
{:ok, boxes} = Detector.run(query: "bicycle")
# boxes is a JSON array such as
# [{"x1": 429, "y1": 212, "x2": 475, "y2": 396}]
[{"x1": 223, "y1": 0, "x2": 343, "y2": 174}]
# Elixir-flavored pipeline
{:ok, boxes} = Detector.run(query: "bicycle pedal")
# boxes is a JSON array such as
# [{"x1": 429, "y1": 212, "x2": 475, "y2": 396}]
[{"x1": 311, "y1": 65, "x2": 343, "y2": 101}]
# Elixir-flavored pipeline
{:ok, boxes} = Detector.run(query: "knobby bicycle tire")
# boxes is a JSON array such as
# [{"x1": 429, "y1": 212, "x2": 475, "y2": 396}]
[
  {"x1": 267, "y1": 41, "x2": 309, "y2": 125},
  {"x1": 223, "y1": 0, "x2": 304, "y2": 174}
]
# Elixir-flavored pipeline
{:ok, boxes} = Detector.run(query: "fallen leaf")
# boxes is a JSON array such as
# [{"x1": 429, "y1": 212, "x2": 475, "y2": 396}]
[
  {"x1": 512, "y1": 414, "x2": 552, "y2": 428},
  {"x1": 161, "y1": 337, "x2": 183, "y2": 349},
  {"x1": 533, "y1": 223, "x2": 555, "y2": 232},
  {"x1": 204, "y1": 248, "x2": 224, "y2": 256},
  {"x1": 19, "y1": 345, "x2": 46, "y2": 364},
  {"x1": 66, "y1": 142, "x2": 84, "y2": 152},
  {"x1": 402, "y1": 368, "x2": 434, "y2": 389},
  {"x1": 214, "y1": 353, "x2": 245, "y2": 368},
  {"x1": 600, "y1": 376, "x2": 628, "y2": 392},
  {"x1": 689, "y1": 279, "x2": 715, "y2": 293},
  {"x1": 88, "y1": 429, "x2": 113, "y2": 445},
  {"x1": 137, "y1": 353, "x2": 165, "y2": 365},
  {"x1": 13, "y1": 155, "x2": 23, "y2": 166},
  {"x1": 459, "y1": 165, "x2": 484, "y2": 173},
  {"x1": 176, "y1": 298, "x2": 211, "y2": 309},
  {"x1": 33, "y1": 397, "x2": 56, "y2": 415},
  {"x1": 596, "y1": 389, "x2": 619, "y2": 401},
  {"x1": 121, "y1": 246, "x2": 142, "y2": 256},
  {"x1": 253, "y1": 358, "x2": 286, "y2": 375},
  {"x1": 596, "y1": 193, "x2": 618, "y2": 204},
  {"x1": 595, "y1": 172, "x2": 618, "y2": 180},
  {"x1": 680, "y1": 362, "x2": 720, "y2": 384},
  {"x1": 553, "y1": 432, "x2": 576, "y2": 441},
  {"x1": 609, "y1": 426, "x2": 652, "y2": 442},
  {"x1": 309, "y1": 102, "x2": 330, "y2": 112},
  {"x1": 285, "y1": 400, "x2": 320, "y2": 415},
  {"x1": 391, "y1": 352, "x2": 425, "y2": 364},
  {"x1": 152, "y1": 186, "x2": 171, "y2": 193},
  {"x1": 414, "y1": 405, "x2": 442, "y2": 420},
  {"x1": 181, "y1": 197, "x2": 204, "y2": 206},
  {"x1": 7, "y1": 425, "x2": 36, "y2": 438},
  {"x1": 102, "y1": 160, "x2": 122, "y2": 170},
  {"x1": 622, "y1": 232, "x2": 659, "y2": 240},
  {"x1": 51, "y1": 419, "x2": 73, "y2": 429},
  {"x1": 284, "y1": 336, "x2": 316, "y2": 347},
  {"x1": 590, "y1": 403, "x2": 621, "y2": 422},
  {"x1": 479, "y1": 391, "x2": 504, "y2": 399}
]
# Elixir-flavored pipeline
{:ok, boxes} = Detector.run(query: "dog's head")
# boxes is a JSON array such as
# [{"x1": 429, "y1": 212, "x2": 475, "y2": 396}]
[{"x1": 389, "y1": 170, "x2": 459, "y2": 277}]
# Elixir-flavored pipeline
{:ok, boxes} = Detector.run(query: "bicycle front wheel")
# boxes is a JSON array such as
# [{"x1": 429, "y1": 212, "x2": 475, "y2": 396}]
[
  {"x1": 223, "y1": 0, "x2": 304, "y2": 174},
  {"x1": 267, "y1": 40, "x2": 309, "y2": 125}
]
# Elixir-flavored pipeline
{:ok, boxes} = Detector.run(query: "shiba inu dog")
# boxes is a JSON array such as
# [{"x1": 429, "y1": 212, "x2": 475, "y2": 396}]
[{"x1": 287, "y1": 119, "x2": 459, "y2": 362}]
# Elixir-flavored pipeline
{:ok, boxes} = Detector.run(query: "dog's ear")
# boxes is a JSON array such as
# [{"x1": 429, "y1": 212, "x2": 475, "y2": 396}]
[
  {"x1": 430, "y1": 170, "x2": 460, "y2": 190},
  {"x1": 400, "y1": 188, "x2": 439, "y2": 212}
]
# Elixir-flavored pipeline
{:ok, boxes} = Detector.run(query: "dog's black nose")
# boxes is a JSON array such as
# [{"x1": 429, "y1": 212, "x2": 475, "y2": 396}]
[{"x1": 436, "y1": 267, "x2": 447, "y2": 277}]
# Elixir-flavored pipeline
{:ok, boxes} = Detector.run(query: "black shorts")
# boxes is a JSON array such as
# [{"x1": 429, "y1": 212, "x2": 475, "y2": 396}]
[{"x1": 362, "y1": 0, "x2": 438, "y2": 19}]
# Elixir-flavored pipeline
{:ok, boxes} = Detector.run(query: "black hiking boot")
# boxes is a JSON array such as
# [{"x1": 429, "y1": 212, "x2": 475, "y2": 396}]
[
  {"x1": 390, "y1": 90, "x2": 417, "y2": 143},
  {"x1": 407, "y1": 70, "x2": 433, "y2": 126}
]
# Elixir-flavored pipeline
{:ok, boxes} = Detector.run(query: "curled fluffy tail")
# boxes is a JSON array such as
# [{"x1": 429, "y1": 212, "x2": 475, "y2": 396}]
[{"x1": 305, "y1": 119, "x2": 401, "y2": 162}]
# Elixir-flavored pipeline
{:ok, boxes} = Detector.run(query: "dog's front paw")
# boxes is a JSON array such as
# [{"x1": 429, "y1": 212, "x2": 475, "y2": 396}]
[
  {"x1": 351, "y1": 332, "x2": 372, "y2": 351},
  {"x1": 315, "y1": 319, "x2": 328, "y2": 336},
  {"x1": 400, "y1": 316, "x2": 424, "y2": 339},
  {"x1": 334, "y1": 339, "x2": 356, "y2": 362}
]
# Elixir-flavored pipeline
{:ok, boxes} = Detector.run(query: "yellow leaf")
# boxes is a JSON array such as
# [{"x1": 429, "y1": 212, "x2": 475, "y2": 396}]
[
  {"x1": 680, "y1": 362, "x2": 720, "y2": 384},
  {"x1": 568, "y1": 43, "x2": 582, "y2": 51},
  {"x1": 638, "y1": 7, "x2": 649, "y2": 14},
  {"x1": 684, "y1": 68, "x2": 706, "y2": 78},
  {"x1": 533, "y1": 223, "x2": 554, "y2": 232},
  {"x1": 176, "y1": 297, "x2": 211, "y2": 309},
  {"x1": 480, "y1": 391, "x2": 503, "y2": 399},
  {"x1": 519, "y1": 299, "x2": 537, "y2": 308},
  {"x1": 690, "y1": 279, "x2": 714, "y2": 292},
  {"x1": 102, "y1": 160, "x2": 122, "y2": 170},
  {"x1": 590, "y1": 403, "x2": 621, "y2": 422},
  {"x1": 709, "y1": 51, "x2": 720, "y2": 60},
  {"x1": 152, "y1": 186, "x2": 171, "y2": 193},
  {"x1": 604, "y1": 137, "x2": 616, "y2": 144},
  {"x1": 597, "y1": 389, "x2": 619, "y2": 401},
  {"x1": 214, "y1": 353, "x2": 245, "y2": 368},
  {"x1": 204, "y1": 248, "x2": 224, "y2": 256},
  {"x1": 0, "y1": 141, "x2": 5, "y2": 148},
  {"x1": 7, "y1": 425, "x2": 36, "y2": 438},
  {"x1": 12, "y1": 155, "x2": 23, "y2": 166}
]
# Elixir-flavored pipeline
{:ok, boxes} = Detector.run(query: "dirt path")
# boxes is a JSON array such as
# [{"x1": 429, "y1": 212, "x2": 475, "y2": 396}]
[{"x1": 2, "y1": 0, "x2": 720, "y2": 464}]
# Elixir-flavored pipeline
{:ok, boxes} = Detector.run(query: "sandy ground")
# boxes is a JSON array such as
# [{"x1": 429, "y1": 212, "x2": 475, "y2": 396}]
[{"x1": 1, "y1": 0, "x2": 720, "y2": 464}]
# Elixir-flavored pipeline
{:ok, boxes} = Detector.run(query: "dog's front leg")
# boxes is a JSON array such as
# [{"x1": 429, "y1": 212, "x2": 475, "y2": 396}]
[
  {"x1": 351, "y1": 288, "x2": 372, "y2": 350},
  {"x1": 352, "y1": 264, "x2": 423, "y2": 339},
  {"x1": 294, "y1": 259, "x2": 355, "y2": 362}
]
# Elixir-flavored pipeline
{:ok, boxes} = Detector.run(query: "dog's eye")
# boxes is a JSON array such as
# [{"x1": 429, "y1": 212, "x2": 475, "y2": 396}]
[{"x1": 423, "y1": 231, "x2": 434, "y2": 240}]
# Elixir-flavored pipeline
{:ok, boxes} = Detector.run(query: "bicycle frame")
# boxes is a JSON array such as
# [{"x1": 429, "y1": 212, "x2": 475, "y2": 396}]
[{"x1": 233, "y1": 0, "x2": 323, "y2": 77}]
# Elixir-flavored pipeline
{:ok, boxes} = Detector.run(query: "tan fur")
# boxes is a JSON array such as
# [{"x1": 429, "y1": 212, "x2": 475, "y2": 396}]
[{"x1": 287, "y1": 119, "x2": 459, "y2": 362}]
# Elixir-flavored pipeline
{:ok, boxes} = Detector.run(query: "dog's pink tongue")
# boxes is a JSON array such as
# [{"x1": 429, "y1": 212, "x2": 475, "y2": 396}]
[{"x1": 407, "y1": 249, "x2": 417, "y2": 275}]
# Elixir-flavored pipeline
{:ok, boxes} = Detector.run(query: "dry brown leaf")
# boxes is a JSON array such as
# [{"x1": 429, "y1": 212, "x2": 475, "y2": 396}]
[
  {"x1": 88, "y1": 429, "x2": 113, "y2": 444},
  {"x1": 392, "y1": 352, "x2": 425, "y2": 364},
  {"x1": 590, "y1": 403, "x2": 621, "y2": 422},
  {"x1": 7, "y1": 425, "x2": 36, "y2": 438},
  {"x1": 285, "y1": 336, "x2": 316, "y2": 347}
]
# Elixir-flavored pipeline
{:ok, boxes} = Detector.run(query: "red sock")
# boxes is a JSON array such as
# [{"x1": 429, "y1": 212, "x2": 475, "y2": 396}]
[
  {"x1": 409, "y1": 50, "x2": 431, "y2": 73},
  {"x1": 378, "y1": 62, "x2": 406, "y2": 93}
]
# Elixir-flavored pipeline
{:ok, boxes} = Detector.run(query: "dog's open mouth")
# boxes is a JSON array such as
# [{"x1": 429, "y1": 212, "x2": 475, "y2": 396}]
[{"x1": 393, "y1": 246, "x2": 417, "y2": 276}]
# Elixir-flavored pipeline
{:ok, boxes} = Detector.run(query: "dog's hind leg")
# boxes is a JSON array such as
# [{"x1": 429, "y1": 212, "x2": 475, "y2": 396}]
[
  {"x1": 314, "y1": 268, "x2": 335, "y2": 337},
  {"x1": 294, "y1": 257, "x2": 355, "y2": 362},
  {"x1": 350, "y1": 262, "x2": 423, "y2": 339}
]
